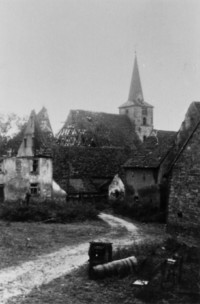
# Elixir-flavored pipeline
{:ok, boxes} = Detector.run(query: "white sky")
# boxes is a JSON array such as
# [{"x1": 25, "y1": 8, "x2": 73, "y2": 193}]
[{"x1": 0, "y1": 0, "x2": 200, "y2": 133}]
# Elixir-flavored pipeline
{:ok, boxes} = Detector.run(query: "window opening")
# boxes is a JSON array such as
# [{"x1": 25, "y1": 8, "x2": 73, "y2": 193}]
[
  {"x1": 32, "y1": 159, "x2": 39, "y2": 173},
  {"x1": 143, "y1": 117, "x2": 147, "y2": 126},
  {"x1": 30, "y1": 183, "x2": 39, "y2": 195},
  {"x1": 0, "y1": 161, "x2": 3, "y2": 173},
  {"x1": 24, "y1": 138, "x2": 27, "y2": 148},
  {"x1": 142, "y1": 107, "x2": 147, "y2": 115}
]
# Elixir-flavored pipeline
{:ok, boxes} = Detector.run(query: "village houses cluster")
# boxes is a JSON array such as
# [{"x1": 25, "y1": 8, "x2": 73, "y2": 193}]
[{"x1": 0, "y1": 55, "x2": 200, "y2": 237}]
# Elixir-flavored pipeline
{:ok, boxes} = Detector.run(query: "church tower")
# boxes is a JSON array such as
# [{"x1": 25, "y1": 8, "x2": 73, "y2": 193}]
[{"x1": 119, "y1": 54, "x2": 153, "y2": 142}]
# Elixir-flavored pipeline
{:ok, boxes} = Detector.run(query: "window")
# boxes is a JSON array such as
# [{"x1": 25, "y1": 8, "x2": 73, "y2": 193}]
[
  {"x1": 0, "y1": 161, "x2": 3, "y2": 173},
  {"x1": 142, "y1": 107, "x2": 147, "y2": 115},
  {"x1": 143, "y1": 135, "x2": 147, "y2": 142},
  {"x1": 125, "y1": 109, "x2": 129, "y2": 114},
  {"x1": 24, "y1": 138, "x2": 27, "y2": 148},
  {"x1": 143, "y1": 117, "x2": 147, "y2": 126},
  {"x1": 30, "y1": 183, "x2": 39, "y2": 195},
  {"x1": 31, "y1": 159, "x2": 39, "y2": 174}
]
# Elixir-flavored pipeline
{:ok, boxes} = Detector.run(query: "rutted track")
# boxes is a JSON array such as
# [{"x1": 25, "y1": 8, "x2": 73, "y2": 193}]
[{"x1": 0, "y1": 213, "x2": 165, "y2": 304}]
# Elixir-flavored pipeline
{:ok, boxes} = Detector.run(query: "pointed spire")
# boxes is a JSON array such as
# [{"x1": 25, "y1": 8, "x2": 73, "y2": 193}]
[
  {"x1": 17, "y1": 110, "x2": 51, "y2": 157},
  {"x1": 128, "y1": 54, "x2": 144, "y2": 103}
]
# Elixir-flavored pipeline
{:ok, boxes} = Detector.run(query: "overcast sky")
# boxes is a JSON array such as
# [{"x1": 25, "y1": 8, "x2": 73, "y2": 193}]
[{"x1": 0, "y1": 0, "x2": 200, "y2": 133}]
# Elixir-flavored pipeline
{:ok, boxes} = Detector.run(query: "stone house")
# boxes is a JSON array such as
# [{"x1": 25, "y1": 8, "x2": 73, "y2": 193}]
[
  {"x1": 123, "y1": 130, "x2": 176, "y2": 207},
  {"x1": 165, "y1": 102, "x2": 200, "y2": 237},
  {"x1": 0, "y1": 109, "x2": 65, "y2": 203}
]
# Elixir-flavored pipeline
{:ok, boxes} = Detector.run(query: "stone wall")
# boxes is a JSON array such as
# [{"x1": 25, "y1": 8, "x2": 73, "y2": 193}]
[{"x1": 167, "y1": 123, "x2": 200, "y2": 237}]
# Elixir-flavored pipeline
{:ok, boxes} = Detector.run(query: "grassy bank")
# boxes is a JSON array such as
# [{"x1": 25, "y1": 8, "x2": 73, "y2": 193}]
[{"x1": 0, "y1": 219, "x2": 109, "y2": 269}]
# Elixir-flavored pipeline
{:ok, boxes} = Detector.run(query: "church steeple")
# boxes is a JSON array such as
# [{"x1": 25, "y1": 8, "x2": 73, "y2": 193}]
[
  {"x1": 119, "y1": 54, "x2": 154, "y2": 142},
  {"x1": 128, "y1": 54, "x2": 144, "y2": 104}
]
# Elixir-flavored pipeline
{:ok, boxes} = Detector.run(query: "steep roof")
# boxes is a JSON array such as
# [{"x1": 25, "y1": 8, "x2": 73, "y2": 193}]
[
  {"x1": 124, "y1": 130, "x2": 177, "y2": 168},
  {"x1": 53, "y1": 146, "x2": 133, "y2": 192},
  {"x1": 17, "y1": 110, "x2": 52, "y2": 157},
  {"x1": 128, "y1": 55, "x2": 144, "y2": 103},
  {"x1": 119, "y1": 55, "x2": 153, "y2": 109},
  {"x1": 56, "y1": 110, "x2": 140, "y2": 148},
  {"x1": 68, "y1": 178, "x2": 98, "y2": 194},
  {"x1": 37, "y1": 107, "x2": 54, "y2": 135},
  {"x1": 166, "y1": 101, "x2": 200, "y2": 173}
]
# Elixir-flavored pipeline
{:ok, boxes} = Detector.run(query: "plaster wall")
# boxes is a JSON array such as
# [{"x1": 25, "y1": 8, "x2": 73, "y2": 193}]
[
  {"x1": 0, "y1": 157, "x2": 52, "y2": 202},
  {"x1": 125, "y1": 168, "x2": 156, "y2": 193}
]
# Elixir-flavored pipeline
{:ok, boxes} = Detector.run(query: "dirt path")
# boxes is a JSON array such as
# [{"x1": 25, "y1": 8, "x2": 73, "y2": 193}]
[{"x1": 0, "y1": 213, "x2": 165, "y2": 304}]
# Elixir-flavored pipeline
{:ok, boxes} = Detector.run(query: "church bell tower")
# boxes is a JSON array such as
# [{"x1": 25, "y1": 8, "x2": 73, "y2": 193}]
[{"x1": 119, "y1": 54, "x2": 154, "y2": 142}]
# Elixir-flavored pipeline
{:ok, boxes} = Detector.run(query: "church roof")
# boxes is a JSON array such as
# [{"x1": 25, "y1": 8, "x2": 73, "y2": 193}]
[
  {"x1": 123, "y1": 130, "x2": 177, "y2": 168},
  {"x1": 119, "y1": 100, "x2": 153, "y2": 108},
  {"x1": 56, "y1": 109, "x2": 140, "y2": 148},
  {"x1": 119, "y1": 55, "x2": 153, "y2": 109},
  {"x1": 128, "y1": 55, "x2": 144, "y2": 103}
]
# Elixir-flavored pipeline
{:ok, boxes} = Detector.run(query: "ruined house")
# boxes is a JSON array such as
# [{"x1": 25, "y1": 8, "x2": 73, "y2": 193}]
[{"x1": 0, "y1": 109, "x2": 66, "y2": 203}]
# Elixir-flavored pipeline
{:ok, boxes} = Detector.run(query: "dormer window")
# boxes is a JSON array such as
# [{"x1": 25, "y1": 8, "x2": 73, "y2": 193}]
[{"x1": 143, "y1": 117, "x2": 147, "y2": 126}]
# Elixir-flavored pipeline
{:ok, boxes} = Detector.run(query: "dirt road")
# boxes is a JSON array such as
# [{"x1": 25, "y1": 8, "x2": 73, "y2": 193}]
[{"x1": 0, "y1": 213, "x2": 165, "y2": 304}]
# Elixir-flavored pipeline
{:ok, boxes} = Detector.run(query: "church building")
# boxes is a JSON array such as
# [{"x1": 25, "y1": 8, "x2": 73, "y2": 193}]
[
  {"x1": 56, "y1": 54, "x2": 153, "y2": 146},
  {"x1": 119, "y1": 54, "x2": 154, "y2": 142}
]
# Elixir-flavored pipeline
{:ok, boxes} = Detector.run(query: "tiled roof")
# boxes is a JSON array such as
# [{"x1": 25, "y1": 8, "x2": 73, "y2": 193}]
[
  {"x1": 37, "y1": 107, "x2": 54, "y2": 135},
  {"x1": 119, "y1": 100, "x2": 153, "y2": 108},
  {"x1": 123, "y1": 130, "x2": 177, "y2": 168},
  {"x1": 56, "y1": 110, "x2": 140, "y2": 148},
  {"x1": 68, "y1": 178, "x2": 98, "y2": 194},
  {"x1": 165, "y1": 101, "x2": 200, "y2": 173},
  {"x1": 119, "y1": 55, "x2": 153, "y2": 109},
  {"x1": 53, "y1": 146, "x2": 132, "y2": 192},
  {"x1": 17, "y1": 110, "x2": 52, "y2": 157}
]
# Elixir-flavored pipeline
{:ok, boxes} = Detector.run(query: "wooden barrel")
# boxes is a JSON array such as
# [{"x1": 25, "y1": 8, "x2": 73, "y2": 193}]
[{"x1": 93, "y1": 256, "x2": 137, "y2": 279}]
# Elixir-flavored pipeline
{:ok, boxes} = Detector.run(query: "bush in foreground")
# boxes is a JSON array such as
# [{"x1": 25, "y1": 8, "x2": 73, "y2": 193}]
[
  {"x1": 111, "y1": 196, "x2": 166, "y2": 223},
  {"x1": 0, "y1": 200, "x2": 99, "y2": 223}
]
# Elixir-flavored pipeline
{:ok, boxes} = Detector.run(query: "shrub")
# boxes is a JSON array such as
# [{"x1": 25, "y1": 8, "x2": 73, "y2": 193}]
[
  {"x1": 111, "y1": 196, "x2": 166, "y2": 223},
  {"x1": 0, "y1": 200, "x2": 99, "y2": 223}
]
